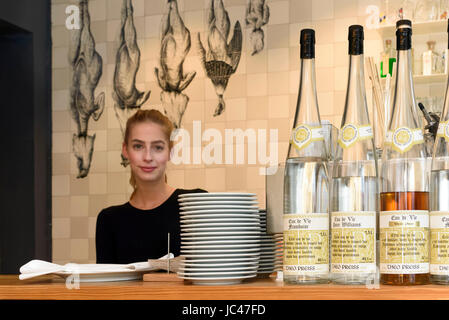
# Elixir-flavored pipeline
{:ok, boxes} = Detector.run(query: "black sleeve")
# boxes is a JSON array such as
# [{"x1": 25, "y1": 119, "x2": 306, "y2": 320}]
[{"x1": 95, "y1": 210, "x2": 116, "y2": 264}]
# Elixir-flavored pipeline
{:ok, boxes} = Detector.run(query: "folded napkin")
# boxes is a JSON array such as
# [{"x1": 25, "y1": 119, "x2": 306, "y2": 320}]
[{"x1": 19, "y1": 253, "x2": 175, "y2": 280}]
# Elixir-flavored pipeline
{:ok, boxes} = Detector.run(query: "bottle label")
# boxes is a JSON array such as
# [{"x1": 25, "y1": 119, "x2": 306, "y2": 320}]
[
  {"x1": 437, "y1": 120, "x2": 449, "y2": 142},
  {"x1": 430, "y1": 211, "x2": 449, "y2": 275},
  {"x1": 380, "y1": 210, "x2": 429, "y2": 274},
  {"x1": 283, "y1": 213, "x2": 329, "y2": 276},
  {"x1": 337, "y1": 124, "x2": 373, "y2": 149},
  {"x1": 290, "y1": 124, "x2": 324, "y2": 151},
  {"x1": 385, "y1": 127, "x2": 424, "y2": 153},
  {"x1": 331, "y1": 211, "x2": 376, "y2": 274}
]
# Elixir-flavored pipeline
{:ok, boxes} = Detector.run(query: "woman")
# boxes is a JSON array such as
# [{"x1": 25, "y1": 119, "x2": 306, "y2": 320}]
[{"x1": 95, "y1": 109, "x2": 206, "y2": 264}]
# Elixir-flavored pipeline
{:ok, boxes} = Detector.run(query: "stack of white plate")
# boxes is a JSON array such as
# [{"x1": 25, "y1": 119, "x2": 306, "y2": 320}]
[
  {"x1": 257, "y1": 209, "x2": 283, "y2": 276},
  {"x1": 177, "y1": 192, "x2": 261, "y2": 285}
]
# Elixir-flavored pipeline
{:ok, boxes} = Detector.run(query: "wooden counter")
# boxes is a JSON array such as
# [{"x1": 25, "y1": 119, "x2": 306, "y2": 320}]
[{"x1": 1, "y1": 275, "x2": 449, "y2": 300}]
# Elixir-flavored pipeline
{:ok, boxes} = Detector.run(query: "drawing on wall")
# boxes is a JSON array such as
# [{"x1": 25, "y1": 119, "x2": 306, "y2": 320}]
[
  {"x1": 197, "y1": 0, "x2": 242, "y2": 117},
  {"x1": 113, "y1": 0, "x2": 151, "y2": 166},
  {"x1": 155, "y1": 0, "x2": 196, "y2": 129},
  {"x1": 246, "y1": 0, "x2": 269, "y2": 55},
  {"x1": 69, "y1": 0, "x2": 105, "y2": 178}
]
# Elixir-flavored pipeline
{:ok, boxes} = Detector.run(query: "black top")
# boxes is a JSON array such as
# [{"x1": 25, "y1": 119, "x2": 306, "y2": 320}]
[
  {"x1": 95, "y1": 188, "x2": 207, "y2": 264},
  {"x1": 300, "y1": 28, "x2": 315, "y2": 59}
]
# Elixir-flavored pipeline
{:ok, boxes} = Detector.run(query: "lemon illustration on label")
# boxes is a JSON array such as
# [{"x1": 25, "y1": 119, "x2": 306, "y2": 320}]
[
  {"x1": 388, "y1": 127, "x2": 423, "y2": 153},
  {"x1": 338, "y1": 124, "x2": 373, "y2": 149},
  {"x1": 290, "y1": 124, "x2": 324, "y2": 151},
  {"x1": 437, "y1": 121, "x2": 449, "y2": 142}
]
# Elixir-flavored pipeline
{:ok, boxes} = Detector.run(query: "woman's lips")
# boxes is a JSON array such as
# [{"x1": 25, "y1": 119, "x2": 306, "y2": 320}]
[{"x1": 140, "y1": 166, "x2": 157, "y2": 173}]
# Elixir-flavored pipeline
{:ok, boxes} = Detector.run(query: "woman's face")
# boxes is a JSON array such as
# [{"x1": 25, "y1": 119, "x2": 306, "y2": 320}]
[{"x1": 122, "y1": 122, "x2": 171, "y2": 185}]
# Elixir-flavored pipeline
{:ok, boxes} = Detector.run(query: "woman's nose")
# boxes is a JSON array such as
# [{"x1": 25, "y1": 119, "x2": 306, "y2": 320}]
[{"x1": 143, "y1": 147, "x2": 152, "y2": 161}]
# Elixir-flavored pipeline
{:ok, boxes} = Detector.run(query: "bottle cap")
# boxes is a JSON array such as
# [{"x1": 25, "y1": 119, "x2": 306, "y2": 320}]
[
  {"x1": 348, "y1": 25, "x2": 364, "y2": 55},
  {"x1": 396, "y1": 20, "x2": 412, "y2": 50},
  {"x1": 300, "y1": 29, "x2": 315, "y2": 59}
]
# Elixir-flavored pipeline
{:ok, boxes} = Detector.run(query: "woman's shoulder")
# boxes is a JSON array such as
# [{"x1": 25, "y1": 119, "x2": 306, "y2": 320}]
[{"x1": 97, "y1": 202, "x2": 131, "y2": 220}]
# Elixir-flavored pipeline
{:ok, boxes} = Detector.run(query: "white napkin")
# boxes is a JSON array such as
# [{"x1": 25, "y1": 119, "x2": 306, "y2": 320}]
[{"x1": 19, "y1": 253, "x2": 174, "y2": 280}]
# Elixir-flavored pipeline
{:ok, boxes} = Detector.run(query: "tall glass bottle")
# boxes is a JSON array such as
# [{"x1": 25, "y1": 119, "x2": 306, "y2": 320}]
[
  {"x1": 380, "y1": 20, "x2": 430, "y2": 285},
  {"x1": 430, "y1": 19, "x2": 449, "y2": 285},
  {"x1": 283, "y1": 29, "x2": 329, "y2": 284},
  {"x1": 331, "y1": 25, "x2": 378, "y2": 285}
]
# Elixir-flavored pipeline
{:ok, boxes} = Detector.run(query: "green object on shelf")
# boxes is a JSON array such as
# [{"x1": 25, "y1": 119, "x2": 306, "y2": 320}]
[{"x1": 380, "y1": 58, "x2": 396, "y2": 78}]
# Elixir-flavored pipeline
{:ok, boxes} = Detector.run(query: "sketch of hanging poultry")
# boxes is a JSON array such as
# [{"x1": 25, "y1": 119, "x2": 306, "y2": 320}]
[
  {"x1": 246, "y1": 0, "x2": 269, "y2": 55},
  {"x1": 69, "y1": 0, "x2": 105, "y2": 178},
  {"x1": 155, "y1": 0, "x2": 196, "y2": 129},
  {"x1": 113, "y1": 0, "x2": 151, "y2": 166},
  {"x1": 197, "y1": 0, "x2": 242, "y2": 117}
]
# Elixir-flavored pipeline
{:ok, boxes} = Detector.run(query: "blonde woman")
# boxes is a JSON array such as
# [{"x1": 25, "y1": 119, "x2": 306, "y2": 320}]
[{"x1": 95, "y1": 109, "x2": 206, "y2": 263}]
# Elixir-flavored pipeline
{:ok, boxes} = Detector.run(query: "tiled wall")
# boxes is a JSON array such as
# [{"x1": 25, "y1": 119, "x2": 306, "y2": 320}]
[{"x1": 51, "y1": 0, "x2": 445, "y2": 264}]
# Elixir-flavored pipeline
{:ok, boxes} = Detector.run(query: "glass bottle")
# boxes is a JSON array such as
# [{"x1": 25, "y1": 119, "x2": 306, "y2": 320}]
[
  {"x1": 381, "y1": 39, "x2": 397, "y2": 78},
  {"x1": 415, "y1": 0, "x2": 439, "y2": 21},
  {"x1": 283, "y1": 29, "x2": 329, "y2": 285},
  {"x1": 331, "y1": 25, "x2": 379, "y2": 285},
  {"x1": 430, "y1": 19, "x2": 449, "y2": 285},
  {"x1": 380, "y1": 20, "x2": 430, "y2": 285},
  {"x1": 422, "y1": 41, "x2": 442, "y2": 75}
]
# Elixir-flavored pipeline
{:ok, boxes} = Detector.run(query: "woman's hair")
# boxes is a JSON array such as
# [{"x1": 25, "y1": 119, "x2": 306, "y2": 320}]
[{"x1": 123, "y1": 109, "x2": 174, "y2": 195}]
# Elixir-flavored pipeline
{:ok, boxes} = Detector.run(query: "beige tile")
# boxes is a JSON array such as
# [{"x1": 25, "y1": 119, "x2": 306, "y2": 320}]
[
  {"x1": 268, "y1": 48, "x2": 289, "y2": 72},
  {"x1": 89, "y1": 173, "x2": 108, "y2": 194},
  {"x1": 205, "y1": 168, "x2": 226, "y2": 191},
  {"x1": 89, "y1": 0, "x2": 107, "y2": 21},
  {"x1": 333, "y1": 41, "x2": 347, "y2": 67},
  {"x1": 267, "y1": 24, "x2": 289, "y2": 49},
  {"x1": 107, "y1": 0, "x2": 121, "y2": 20},
  {"x1": 183, "y1": 101, "x2": 205, "y2": 124},
  {"x1": 145, "y1": 0, "x2": 167, "y2": 15},
  {"x1": 52, "y1": 218, "x2": 70, "y2": 239},
  {"x1": 312, "y1": 0, "x2": 334, "y2": 21},
  {"x1": 226, "y1": 74, "x2": 247, "y2": 98},
  {"x1": 88, "y1": 194, "x2": 108, "y2": 217},
  {"x1": 53, "y1": 110, "x2": 72, "y2": 132},
  {"x1": 53, "y1": 175, "x2": 70, "y2": 196},
  {"x1": 185, "y1": 0, "x2": 204, "y2": 11},
  {"x1": 107, "y1": 172, "x2": 128, "y2": 194},
  {"x1": 184, "y1": 10, "x2": 204, "y2": 33},
  {"x1": 316, "y1": 44, "x2": 334, "y2": 68},
  {"x1": 89, "y1": 107, "x2": 108, "y2": 130},
  {"x1": 290, "y1": 0, "x2": 312, "y2": 23},
  {"x1": 53, "y1": 89, "x2": 70, "y2": 111},
  {"x1": 184, "y1": 168, "x2": 205, "y2": 189},
  {"x1": 289, "y1": 22, "x2": 314, "y2": 47},
  {"x1": 53, "y1": 153, "x2": 71, "y2": 176},
  {"x1": 71, "y1": 217, "x2": 89, "y2": 239},
  {"x1": 53, "y1": 132, "x2": 72, "y2": 154},
  {"x1": 247, "y1": 96, "x2": 269, "y2": 120},
  {"x1": 167, "y1": 169, "x2": 185, "y2": 187},
  {"x1": 70, "y1": 195, "x2": 89, "y2": 217},
  {"x1": 108, "y1": 151, "x2": 127, "y2": 172},
  {"x1": 247, "y1": 166, "x2": 266, "y2": 189},
  {"x1": 53, "y1": 239, "x2": 71, "y2": 262},
  {"x1": 267, "y1": 72, "x2": 289, "y2": 95},
  {"x1": 246, "y1": 47, "x2": 267, "y2": 74},
  {"x1": 334, "y1": 17, "x2": 358, "y2": 42},
  {"x1": 268, "y1": 118, "x2": 290, "y2": 141},
  {"x1": 90, "y1": 151, "x2": 108, "y2": 173},
  {"x1": 52, "y1": 25, "x2": 69, "y2": 48},
  {"x1": 183, "y1": 77, "x2": 206, "y2": 102},
  {"x1": 268, "y1": 1, "x2": 289, "y2": 25},
  {"x1": 268, "y1": 95, "x2": 289, "y2": 118},
  {"x1": 318, "y1": 91, "x2": 335, "y2": 116},
  {"x1": 107, "y1": 128, "x2": 124, "y2": 151},
  {"x1": 289, "y1": 47, "x2": 300, "y2": 71},
  {"x1": 91, "y1": 20, "x2": 107, "y2": 43},
  {"x1": 88, "y1": 238, "x2": 97, "y2": 263},
  {"x1": 316, "y1": 67, "x2": 334, "y2": 92},
  {"x1": 107, "y1": 194, "x2": 128, "y2": 206},
  {"x1": 51, "y1": 4, "x2": 68, "y2": 26},
  {"x1": 334, "y1": 66, "x2": 348, "y2": 92},
  {"x1": 70, "y1": 239, "x2": 89, "y2": 261},
  {"x1": 247, "y1": 73, "x2": 267, "y2": 96},
  {"x1": 53, "y1": 47, "x2": 69, "y2": 69},
  {"x1": 289, "y1": 70, "x2": 300, "y2": 95},
  {"x1": 70, "y1": 174, "x2": 90, "y2": 195},
  {"x1": 313, "y1": 20, "x2": 334, "y2": 44},
  {"x1": 334, "y1": 91, "x2": 347, "y2": 119},
  {"x1": 225, "y1": 98, "x2": 247, "y2": 121},
  {"x1": 145, "y1": 14, "x2": 163, "y2": 39},
  {"x1": 53, "y1": 68, "x2": 70, "y2": 90},
  {"x1": 53, "y1": 196, "x2": 70, "y2": 218},
  {"x1": 334, "y1": 0, "x2": 358, "y2": 18},
  {"x1": 225, "y1": 167, "x2": 247, "y2": 190}
]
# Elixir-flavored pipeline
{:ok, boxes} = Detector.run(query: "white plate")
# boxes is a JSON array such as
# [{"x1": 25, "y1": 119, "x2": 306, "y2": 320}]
[
  {"x1": 180, "y1": 214, "x2": 261, "y2": 221},
  {"x1": 181, "y1": 236, "x2": 262, "y2": 241},
  {"x1": 181, "y1": 244, "x2": 260, "y2": 249},
  {"x1": 181, "y1": 219, "x2": 260, "y2": 224},
  {"x1": 180, "y1": 261, "x2": 258, "y2": 267},
  {"x1": 181, "y1": 227, "x2": 262, "y2": 232},
  {"x1": 182, "y1": 231, "x2": 262, "y2": 236},
  {"x1": 179, "y1": 265, "x2": 258, "y2": 272},
  {"x1": 182, "y1": 249, "x2": 260, "y2": 254},
  {"x1": 179, "y1": 192, "x2": 256, "y2": 198},
  {"x1": 181, "y1": 222, "x2": 260, "y2": 227},
  {"x1": 178, "y1": 274, "x2": 256, "y2": 285},
  {"x1": 182, "y1": 252, "x2": 260, "y2": 258},
  {"x1": 180, "y1": 201, "x2": 259, "y2": 206},
  {"x1": 180, "y1": 205, "x2": 259, "y2": 211},
  {"x1": 179, "y1": 197, "x2": 257, "y2": 202},
  {"x1": 180, "y1": 209, "x2": 259, "y2": 214},
  {"x1": 178, "y1": 270, "x2": 256, "y2": 276},
  {"x1": 182, "y1": 256, "x2": 259, "y2": 262},
  {"x1": 54, "y1": 271, "x2": 148, "y2": 283},
  {"x1": 181, "y1": 239, "x2": 261, "y2": 245}
]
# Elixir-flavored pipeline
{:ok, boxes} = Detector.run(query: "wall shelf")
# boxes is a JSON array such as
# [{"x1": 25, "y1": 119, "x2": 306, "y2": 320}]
[
  {"x1": 414, "y1": 73, "x2": 448, "y2": 84},
  {"x1": 377, "y1": 19, "x2": 447, "y2": 37}
]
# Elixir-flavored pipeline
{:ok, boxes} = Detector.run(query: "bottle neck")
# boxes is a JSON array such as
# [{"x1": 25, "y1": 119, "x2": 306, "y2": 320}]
[
  {"x1": 389, "y1": 49, "x2": 419, "y2": 130},
  {"x1": 296, "y1": 58, "x2": 320, "y2": 124},
  {"x1": 342, "y1": 54, "x2": 369, "y2": 126}
]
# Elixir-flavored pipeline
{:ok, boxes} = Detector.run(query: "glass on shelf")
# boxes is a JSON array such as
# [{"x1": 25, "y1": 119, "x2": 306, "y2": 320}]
[
  {"x1": 415, "y1": 0, "x2": 440, "y2": 21},
  {"x1": 440, "y1": 0, "x2": 449, "y2": 19},
  {"x1": 422, "y1": 40, "x2": 443, "y2": 75}
]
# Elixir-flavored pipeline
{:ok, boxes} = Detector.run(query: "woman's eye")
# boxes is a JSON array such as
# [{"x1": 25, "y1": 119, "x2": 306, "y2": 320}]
[
  {"x1": 133, "y1": 144, "x2": 143, "y2": 150},
  {"x1": 155, "y1": 145, "x2": 164, "y2": 151}
]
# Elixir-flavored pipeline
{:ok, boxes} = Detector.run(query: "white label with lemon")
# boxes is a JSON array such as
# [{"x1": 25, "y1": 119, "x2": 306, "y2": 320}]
[
  {"x1": 290, "y1": 124, "x2": 324, "y2": 151},
  {"x1": 385, "y1": 127, "x2": 424, "y2": 153},
  {"x1": 337, "y1": 124, "x2": 373, "y2": 149},
  {"x1": 437, "y1": 121, "x2": 449, "y2": 142}
]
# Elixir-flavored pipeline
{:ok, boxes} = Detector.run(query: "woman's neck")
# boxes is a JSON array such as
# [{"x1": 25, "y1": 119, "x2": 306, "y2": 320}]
[{"x1": 129, "y1": 180, "x2": 176, "y2": 210}]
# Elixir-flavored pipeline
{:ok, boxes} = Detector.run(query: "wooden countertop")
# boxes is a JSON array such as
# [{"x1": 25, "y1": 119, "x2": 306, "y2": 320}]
[{"x1": 2, "y1": 274, "x2": 449, "y2": 300}]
